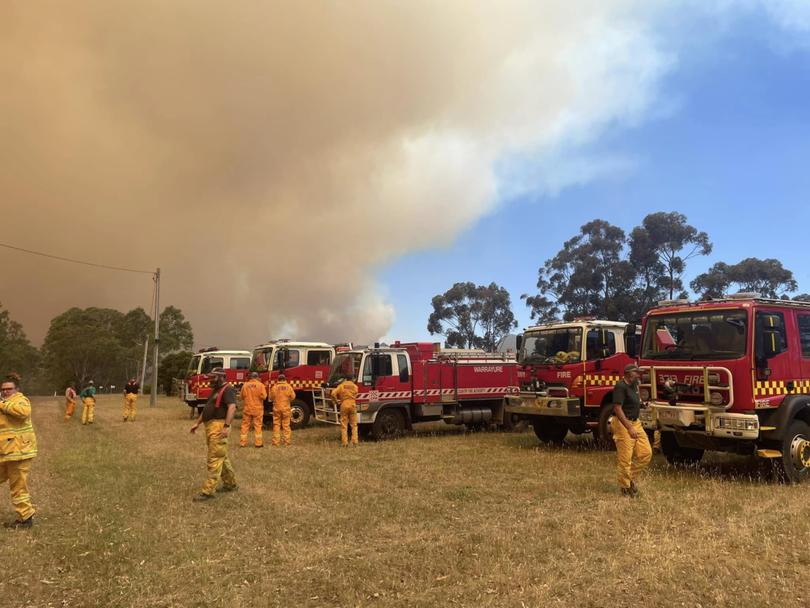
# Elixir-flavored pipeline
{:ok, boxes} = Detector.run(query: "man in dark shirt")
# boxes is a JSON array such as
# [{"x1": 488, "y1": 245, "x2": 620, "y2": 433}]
[
  {"x1": 123, "y1": 378, "x2": 139, "y2": 422},
  {"x1": 611, "y1": 364, "x2": 652, "y2": 497},
  {"x1": 190, "y1": 369, "x2": 237, "y2": 501}
]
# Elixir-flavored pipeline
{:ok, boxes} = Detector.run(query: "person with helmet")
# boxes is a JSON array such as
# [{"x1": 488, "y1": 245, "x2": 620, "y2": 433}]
[
  {"x1": 80, "y1": 380, "x2": 97, "y2": 425},
  {"x1": 190, "y1": 368, "x2": 238, "y2": 501},
  {"x1": 331, "y1": 376, "x2": 360, "y2": 447},
  {"x1": 239, "y1": 371, "x2": 267, "y2": 447},
  {"x1": 0, "y1": 373, "x2": 37, "y2": 528},
  {"x1": 611, "y1": 364, "x2": 652, "y2": 497},
  {"x1": 123, "y1": 378, "x2": 139, "y2": 422},
  {"x1": 269, "y1": 372, "x2": 295, "y2": 447}
]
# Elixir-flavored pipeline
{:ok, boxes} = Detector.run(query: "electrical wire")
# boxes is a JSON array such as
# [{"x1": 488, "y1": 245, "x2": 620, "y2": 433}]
[{"x1": 0, "y1": 240, "x2": 155, "y2": 275}]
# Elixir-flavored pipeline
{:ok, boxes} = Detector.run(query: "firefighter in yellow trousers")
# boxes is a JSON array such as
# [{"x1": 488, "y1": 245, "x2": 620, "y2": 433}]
[
  {"x1": 269, "y1": 373, "x2": 295, "y2": 447},
  {"x1": 331, "y1": 377, "x2": 359, "y2": 447},
  {"x1": 80, "y1": 381, "x2": 96, "y2": 425},
  {"x1": 0, "y1": 373, "x2": 37, "y2": 528},
  {"x1": 611, "y1": 364, "x2": 652, "y2": 497},
  {"x1": 239, "y1": 372, "x2": 267, "y2": 447},
  {"x1": 123, "y1": 378, "x2": 139, "y2": 422},
  {"x1": 190, "y1": 369, "x2": 237, "y2": 501},
  {"x1": 64, "y1": 383, "x2": 77, "y2": 421}
]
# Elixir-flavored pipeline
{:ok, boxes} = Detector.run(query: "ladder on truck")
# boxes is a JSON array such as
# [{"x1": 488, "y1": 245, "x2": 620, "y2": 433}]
[{"x1": 313, "y1": 388, "x2": 340, "y2": 424}]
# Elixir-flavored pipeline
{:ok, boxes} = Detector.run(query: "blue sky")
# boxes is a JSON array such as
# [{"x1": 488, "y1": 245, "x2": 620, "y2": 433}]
[{"x1": 380, "y1": 7, "x2": 810, "y2": 342}]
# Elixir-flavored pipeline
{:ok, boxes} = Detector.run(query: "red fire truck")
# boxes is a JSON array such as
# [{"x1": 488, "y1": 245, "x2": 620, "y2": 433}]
[
  {"x1": 182, "y1": 348, "x2": 252, "y2": 416},
  {"x1": 314, "y1": 342, "x2": 520, "y2": 439},
  {"x1": 505, "y1": 319, "x2": 639, "y2": 445},
  {"x1": 638, "y1": 294, "x2": 810, "y2": 482},
  {"x1": 251, "y1": 340, "x2": 335, "y2": 428}
]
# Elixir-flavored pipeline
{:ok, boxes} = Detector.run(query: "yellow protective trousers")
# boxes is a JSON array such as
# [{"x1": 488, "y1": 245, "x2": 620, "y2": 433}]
[
  {"x1": 65, "y1": 399, "x2": 76, "y2": 421},
  {"x1": 81, "y1": 398, "x2": 95, "y2": 425},
  {"x1": 272, "y1": 406, "x2": 292, "y2": 446},
  {"x1": 0, "y1": 459, "x2": 34, "y2": 521},
  {"x1": 201, "y1": 420, "x2": 236, "y2": 496},
  {"x1": 340, "y1": 402, "x2": 359, "y2": 446},
  {"x1": 240, "y1": 413, "x2": 263, "y2": 447},
  {"x1": 611, "y1": 418, "x2": 652, "y2": 489},
  {"x1": 123, "y1": 393, "x2": 137, "y2": 421}
]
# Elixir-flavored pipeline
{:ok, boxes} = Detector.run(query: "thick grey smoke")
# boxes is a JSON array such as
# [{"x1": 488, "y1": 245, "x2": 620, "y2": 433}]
[{"x1": 1, "y1": 0, "x2": 671, "y2": 347}]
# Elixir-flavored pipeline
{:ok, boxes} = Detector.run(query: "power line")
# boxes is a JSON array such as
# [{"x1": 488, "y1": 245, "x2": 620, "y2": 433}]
[{"x1": 0, "y1": 240, "x2": 155, "y2": 275}]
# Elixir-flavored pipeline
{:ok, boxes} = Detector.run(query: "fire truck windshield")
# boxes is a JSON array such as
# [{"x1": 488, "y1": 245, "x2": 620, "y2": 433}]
[
  {"x1": 328, "y1": 353, "x2": 363, "y2": 385},
  {"x1": 251, "y1": 348, "x2": 273, "y2": 372},
  {"x1": 521, "y1": 328, "x2": 583, "y2": 365},
  {"x1": 642, "y1": 310, "x2": 748, "y2": 360},
  {"x1": 187, "y1": 355, "x2": 201, "y2": 376}
]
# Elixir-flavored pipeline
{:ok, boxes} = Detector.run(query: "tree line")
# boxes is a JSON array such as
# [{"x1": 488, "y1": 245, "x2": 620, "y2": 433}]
[
  {"x1": 428, "y1": 211, "x2": 803, "y2": 350},
  {"x1": 0, "y1": 304, "x2": 195, "y2": 395}
]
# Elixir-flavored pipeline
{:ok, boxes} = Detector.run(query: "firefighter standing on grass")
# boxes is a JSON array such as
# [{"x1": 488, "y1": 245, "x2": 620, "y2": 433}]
[
  {"x1": 0, "y1": 373, "x2": 37, "y2": 529},
  {"x1": 331, "y1": 377, "x2": 359, "y2": 447},
  {"x1": 239, "y1": 372, "x2": 267, "y2": 447},
  {"x1": 64, "y1": 383, "x2": 77, "y2": 421},
  {"x1": 80, "y1": 380, "x2": 97, "y2": 425},
  {"x1": 611, "y1": 364, "x2": 652, "y2": 497},
  {"x1": 269, "y1": 373, "x2": 295, "y2": 447},
  {"x1": 190, "y1": 368, "x2": 237, "y2": 501},
  {"x1": 123, "y1": 378, "x2": 139, "y2": 422}
]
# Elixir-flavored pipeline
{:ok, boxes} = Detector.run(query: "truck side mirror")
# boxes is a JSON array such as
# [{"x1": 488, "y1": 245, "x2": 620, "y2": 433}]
[
  {"x1": 399, "y1": 368, "x2": 409, "y2": 383},
  {"x1": 625, "y1": 327, "x2": 638, "y2": 358},
  {"x1": 761, "y1": 329, "x2": 781, "y2": 360},
  {"x1": 515, "y1": 335, "x2": 523, "y2": 354}
]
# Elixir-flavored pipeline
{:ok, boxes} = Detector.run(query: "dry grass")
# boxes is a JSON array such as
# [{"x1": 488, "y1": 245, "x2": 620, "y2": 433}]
[{"x1": 1, "y1": 395, "x2": 808, "y2": 608}]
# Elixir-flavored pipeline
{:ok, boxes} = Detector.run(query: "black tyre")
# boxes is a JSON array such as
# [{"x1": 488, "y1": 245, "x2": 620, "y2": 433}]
[
  {"x1": 531, "y1": 418, "x2": 568, "y2": 445},
  {"x1": 594, "y1": 405, "x2": 616, "y2": 450},
  {"x1": 290, "y1": 399, "x2": 311, "y2": 430},
  {"x1": 661, "y1": 431, "x2": 704, "y2": 466},
  {"x1": 372, "y1": 408, "x2": 406, "y2": 440},
  {"x1": 773, "y1": 420, "x2": 810, "y2": 483}
]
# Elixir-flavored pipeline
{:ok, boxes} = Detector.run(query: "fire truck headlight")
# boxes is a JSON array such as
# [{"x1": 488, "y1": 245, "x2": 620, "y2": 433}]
[
  {"x1": 707, "y1": 372, "x2": 721, "y2": 385},
  {"x1": 716, "y1": 416, "x2": 758, "y2": 431},
  {"x1": 710, "y1": 392, "x2": 724, "y2": 406},
  {"x1": 641, "y1": 372, "x2": 650, "y2": 384},
  {"x1": 639, "y1": 388, "x2": 650, "y2": 401}
]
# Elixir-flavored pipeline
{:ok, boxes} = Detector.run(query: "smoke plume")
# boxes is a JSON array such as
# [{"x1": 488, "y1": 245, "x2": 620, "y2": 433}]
[{"x1": 1, "y1": 1, "x2": 670, "y2": 347}]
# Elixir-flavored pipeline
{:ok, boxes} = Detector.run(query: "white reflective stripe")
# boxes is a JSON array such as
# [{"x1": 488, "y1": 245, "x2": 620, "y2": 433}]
[{"x1": 357, "y1": 386, "x2": 518, "y2": 401}]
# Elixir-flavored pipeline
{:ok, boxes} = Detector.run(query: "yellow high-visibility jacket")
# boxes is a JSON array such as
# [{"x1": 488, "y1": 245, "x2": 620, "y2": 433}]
[
  {"x1": 240, "y1": 379, "x2": 268, "y2": 415},
  {"x1": 269, "y1": 381, "x2": 296, "y2": 410},
  {"x1": 0, "y1": 392, "x2": 37, "y2": 462},
  {"x1": 331, "y1": 380, "x2": 359, "y2": 406}
]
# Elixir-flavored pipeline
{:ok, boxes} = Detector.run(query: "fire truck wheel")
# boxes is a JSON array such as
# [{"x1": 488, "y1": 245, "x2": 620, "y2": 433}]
[
  {"x1": 774, "y1": 420, "x2": 810, "y2": 483},
  {"x1": 372, "y1": 408, "x2": 405, "y2": 440},
  {"x1": 660, "y1": 431, "x2": 704, "y2": 466},
  {"x1": 289, "y1": 399, "x2": 311, "y2": 429},
  {"x1": 595, "y1": 406, "x2": 616, "y2": 451},
  {"x1": 531, "y1": 418, "x2": 568, "y2": 445}
]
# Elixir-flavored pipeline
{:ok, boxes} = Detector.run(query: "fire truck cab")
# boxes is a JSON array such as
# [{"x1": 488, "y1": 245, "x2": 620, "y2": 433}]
[
  {"x1": 314, "y1": 342, "x2": 519, "y2": 439},
  {"x1": 182, "y1": 348, "x2": 252, "y2": 415},
  {"x1": 505, "y1": 319, "x2": 639, "y2": 445},
  {"x1": 639, "y1": 294, "x2": 810, "y2": 482},
  {"x1": 251, "y1": 340, "x2": 336, "y2": 428}
]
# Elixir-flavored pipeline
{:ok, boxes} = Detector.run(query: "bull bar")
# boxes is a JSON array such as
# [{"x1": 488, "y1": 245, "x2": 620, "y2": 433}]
[{"x1": 639, "y1": 365, "x2": 758, "y2": 440}]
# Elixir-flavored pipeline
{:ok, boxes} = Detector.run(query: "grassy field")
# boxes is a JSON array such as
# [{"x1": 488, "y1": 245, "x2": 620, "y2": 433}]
[{"x1": 2, "y1": 395, "x2": 808, "y2": 608}]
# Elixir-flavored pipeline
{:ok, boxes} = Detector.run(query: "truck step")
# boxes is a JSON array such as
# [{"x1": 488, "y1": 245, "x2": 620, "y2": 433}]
[{"x1": 756, "y1": 449, "x2": 782, "y2": 459}]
